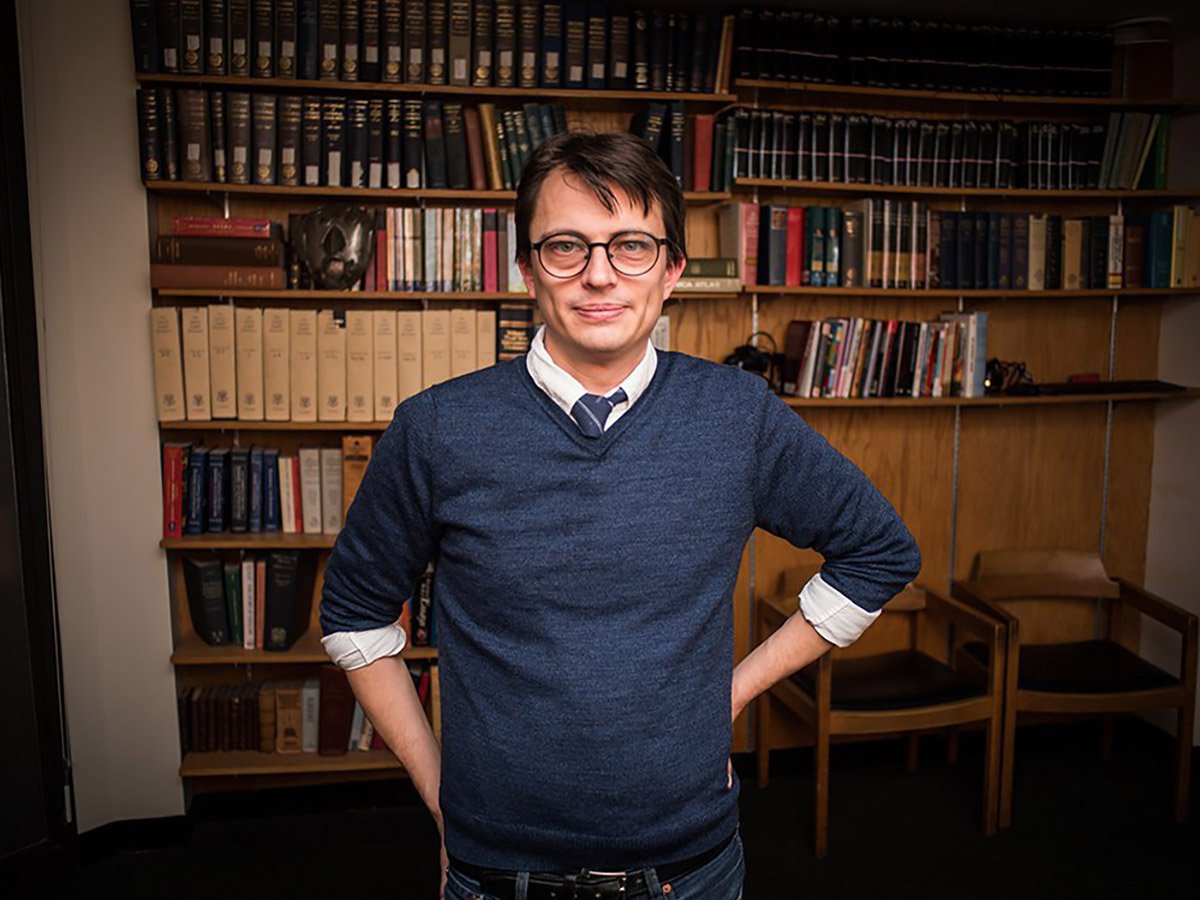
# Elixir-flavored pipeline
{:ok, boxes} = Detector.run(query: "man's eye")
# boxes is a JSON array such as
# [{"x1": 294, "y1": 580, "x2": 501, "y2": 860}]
[
  {"x1": 618, "y1": 239, "x2": 651, "y2": 253},
  {"x1": 548, "y1": 240, "x2": 584, "y2": 255}
]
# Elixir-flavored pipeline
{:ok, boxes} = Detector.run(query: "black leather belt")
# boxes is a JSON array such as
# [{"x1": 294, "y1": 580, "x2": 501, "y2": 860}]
[{"x1": 448, "y1": 830, "x2": 736, "y2": 900}]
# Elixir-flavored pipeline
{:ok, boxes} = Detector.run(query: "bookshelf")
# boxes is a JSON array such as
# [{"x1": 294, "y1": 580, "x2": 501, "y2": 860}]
[{"x1": 133, "y1": 3, "x2": 1200, "y2": 785}]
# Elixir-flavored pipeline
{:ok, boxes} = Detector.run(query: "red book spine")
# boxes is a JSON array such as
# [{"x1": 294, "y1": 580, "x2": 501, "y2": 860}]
[
  {"x1": 254, "y1": 558, "x2": 266, "y2": 651},
  {"x1": 290, "y1": 456, "x2": 303, "y2": 533},
  {"x1": 785, "y1": 207, "x2": 804, "y2": 286},
  {"x1": 150, "y1": 264, "x2": 285, "y2": 289},
  {"x1": 463, "y1": 107, "x2": 488, "y2": 191},
  {"x1": 692, "y1": 114, "x2": 713, "y2": 193},
  {"x1": 482, "y1": 209, "x2": 498, "y2": 292},
  {"x1": 375, "y1": 223, "x2": 387, "y2": 291},
  {"x1": 162, "y1": 444, "x2": 185, "y2": 537},
  {"x1": 741, "y1": 203, "x2": 759, "y2": 286},
  {"x1": 172, "y1": 216, "x2": 273, "y2": 238},
  {"x1": 1123, "y1": 223, "x2": 1144, "y2": 288}
]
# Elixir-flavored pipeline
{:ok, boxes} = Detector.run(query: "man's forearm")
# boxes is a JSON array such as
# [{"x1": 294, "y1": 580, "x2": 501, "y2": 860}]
[
  {"x1": 346, "y1": 655, "x2": 443, "y2": 827},
  {"x1": 731, "y1": 610, "x2": 832, "y2": 722}
]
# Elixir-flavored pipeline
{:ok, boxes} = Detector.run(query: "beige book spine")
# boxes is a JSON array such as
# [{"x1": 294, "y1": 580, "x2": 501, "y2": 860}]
[
  {"x1": 397, "y1": 309, "x2": 423, "y2": 403},
  {"x1": 344, "y1": 310, "x2": 374, "y2": 422},
  {"x1": 298, "y1": 446, "x2": 323, "y2": 534},
  {"x1": 372, "y1": 310, "x2": 398, "y2": 421},
  {"x1": 1107, "y1": 215, "x2": 1124, "y2": 290},
  {"x1": 1027, "y1": 214, "x2": 1047, "y2": 291},
  {"x1": 180, "y1": 306, "x2": 212, "y2": 420},
  {"x1": 320, "y1": 447, "x2": 343, "y2": 534},
  {"x1": 340, "y1": 435, "x2": 373, "y2": 520},
  {"x1": 317, "y1": 309, "x2": 347, "y2": 421},
  {"x1": 1170, "y1": 205, "x2": 1189, "y2": 288},
  {"x1": 234, "y1": 306, "x2": 264, "y2": 420},
  {"x1": 422, "y1": 307, "x2": 452, "y2": 389},
  {"x1": 263, "y1": 308, "x2": 290, "y2": 420},
  {"x1": 290, "y1": 309, "x2": 318, "y2": 422},
  {"x1": 207, "y1": 304, "x2": 238, "y2": 418},
  {"x1": 476, "y1": 309, "x2": 497, "y2": 369},
  {"x1": 1185, "y1": 210, "x2": 1200, "y2": 289},
  {"x1": 149, "y1": 307, "x2": 186, "y2": 422},
  {"x1": 279, "y1": 455, "x2": 296, "y2": 535},
  {"x1": 449, "y1": 308, "x2": 477, "y2": 378}
]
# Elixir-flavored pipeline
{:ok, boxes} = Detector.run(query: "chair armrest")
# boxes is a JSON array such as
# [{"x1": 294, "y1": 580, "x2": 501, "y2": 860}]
[
  {"x1": 951, "y1": 580, "x2": 1020, "y2": 634},
  {"x1": 1114, "y1": 578, "x2": 1198, "y2": 635},
  {"x1": 756, "y1": 592, "x2": 796, "y2": 632},
  {"x1": 924, "y1": 587, "x2": 1004, "y2": 643}
]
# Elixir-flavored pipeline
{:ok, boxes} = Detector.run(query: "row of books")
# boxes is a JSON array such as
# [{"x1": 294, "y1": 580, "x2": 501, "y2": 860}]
[
  {"x1": 176, "y1": 661, "x2": 434, "y2": 755},
  {"x1": 724, "y1": 109, "x2": 1169, "y2": 192},
  {"x1": 781, "y1": 312, "x2": 990, "y2": 400},
  {"x1": 733, "y1": 8, "x2": 1113, "y2": 97},
  {"x1": 132, "y1": 2, "x2": 736, "y2": 94},
  {"x1": 136, "y1": 86, "x2": 570, "y2": 190},
  {"x1": 721, "y1": 201, "x2": 1200, "y2": 292},
  {"x1": 151, "y1": 305, "x2": 535, "y2": 423},
  {"x1": 162, "y1": 439, "x2": 366, "y2": 539},
  {"x1": 182, "y1": 550, "x2": 316, "y2": 649}
]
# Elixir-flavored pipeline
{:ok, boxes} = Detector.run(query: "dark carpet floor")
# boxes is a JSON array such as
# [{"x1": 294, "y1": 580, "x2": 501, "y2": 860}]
[{"x1": 6, "y1": 718, "x2": 1197, "y2": 899}]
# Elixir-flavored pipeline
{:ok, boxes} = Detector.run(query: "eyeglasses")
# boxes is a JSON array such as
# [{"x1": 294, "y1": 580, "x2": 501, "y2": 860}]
[{"x1": 531, "y1": 231, "x2": 673, "y2": 279}]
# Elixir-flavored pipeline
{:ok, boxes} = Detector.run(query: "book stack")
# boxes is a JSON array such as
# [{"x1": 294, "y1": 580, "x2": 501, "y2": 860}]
[
  {"x1": 733, "y1": 8, "x2": 1113, "y2": 97},
  {"x1": 151, "y1": 218, "x2": 286, "y2": 289},
  {"x1": 782, "y1": 312, "x2": 989, "y2": 400},
  {"x1": 130, "y1": 1, "x2": 736, "y2": 93}
]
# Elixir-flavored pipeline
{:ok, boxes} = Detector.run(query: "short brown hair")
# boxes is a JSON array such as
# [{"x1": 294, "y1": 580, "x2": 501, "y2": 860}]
[{"x1": 515, "y1": 130, "x2": 686, "y2": 269}]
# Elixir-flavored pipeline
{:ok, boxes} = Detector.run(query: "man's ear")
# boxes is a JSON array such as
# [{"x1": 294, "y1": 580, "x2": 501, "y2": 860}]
[
  {"x1": 661, "y1": 253, "x2": 687, "y2": 301},
  {"x1": 517, "y1": 256, "x2": 538, "y2": 300}
]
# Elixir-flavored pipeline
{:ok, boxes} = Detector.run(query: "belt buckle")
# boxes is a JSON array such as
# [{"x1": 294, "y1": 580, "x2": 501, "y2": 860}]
[{"x1": 578, "y1": 869, "x2": 629, "y2": 898}]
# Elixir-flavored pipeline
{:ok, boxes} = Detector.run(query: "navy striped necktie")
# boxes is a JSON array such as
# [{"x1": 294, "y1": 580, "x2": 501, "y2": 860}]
[{"x1": 570, "y1": 388, "x2": 628, "y2": 438}]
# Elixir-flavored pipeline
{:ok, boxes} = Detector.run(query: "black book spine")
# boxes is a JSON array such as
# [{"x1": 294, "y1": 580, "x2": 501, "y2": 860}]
[
  {"x1": 225, "y1": 90, "x2": 251, "y2": 184},
  {"x1": 263, "y1": 551, "x2": 316, "y2": 652},
  {"x1": 178, "y1": 0, "x2": 203, "y2": 74},
  {"x1": 670, "y1": 11, "x2": 689, "y2": 92},
  {"x1": 252, "y1": 93, "x2": 277, "y2": 184},
  {"x1": 518, "y1": 0, "x2": 540, "y2": 89},
  {"x1": 689, "y1": 11, "x2": 707, "y2": 93},
  {"x1": 301, "y1": 95, "x2": 323, "y2": 185},
  {"x1": 585, "y1": 2, "x2": 606, "y2": 89},
  {"x1": 940, "y1": 212, "x2": 958, "y2": 290},
  {"x1": 422, "y1": 100, "x2": 447, "y2": 188},
  {"x1": 361, "y1": 0, "x2": 381, "y2": 82},
  {"x1": 131, "y1": 0, "x2": 160, "y2": 73},
  {"x1": 322, "y1": 95, "x2": 347, "y2": 186},
  {"x1": 563, "y1": 1, "x2": 586, "y2": 89},
  {"x1": 177, "y1": 88, "x2": 212, "y2": 182},
  {"x1": 209, "y1": 90, "x2": 227, "y2": 182},
  {"x1": 157, "y1": 0, "x2": 182, "y2": 73},
  {"x1": 542, "y1": 2, "x2": 564, "y2": 88},
  {"x1": 340, "y1": 0, "x2": 360, "y2": 80},
  {"x1": 1044, "y1": 214, "x2": 1062, "y2": 290},
  {"x1": 298, "y1": 0, "x2": 320, "y2": 79},
  {"x1": 473, "y1": 0, "x2": 495, "y2": 86},
  {"x1": 183, "y1": 556, "x2": 229, "y2": 646},
  {"x1": 318, "y1": 0, "x2": 340, "y2": 80},
  {"x1": 367, "y1": 97, "x2": 385, "y2": 187},
  {"x1": 381, "y1": 0, "x2": 403, "y2": 83},
  {"x1": 385, "y1": 97, "x2": 403, "y2": 187},
  {"x1": 495, "y1": 1, "x2": 517, "y2": 88},
  {"x1": 426, "y1": 0, "x2": 448, "y2": 84},
  {"x1": 511, "y1": 108, "x2": 531, "y2": 174},
  {"x1": 159, "y1": 87, "x2": 180, "y2": 180},
  {"x1": 346, "y1": 97, "x2": 369, "y2": 186},
  {"x1": 203, "y1": 0, "x2": 227, "y2": 74},
  {"x1": 443, "y1": 102, "x2": 469, "y2": 189},
  {"x1": 971, "y1": 211, "x2": 987, "y2": 290},
  {"x1": 631, "y1": 8, "x2": 649, "y2": 90},
  {"x1": 448, "y1": 0, "x2": 472, "y2": 86},
  {"x1": 251, "y1": 0, "x2": 274, "y2": 77},
  {"x1": 401, "y1": 98, "x2": 424, "y2": 188},
  {"x1": 607, "y1": 8, "x2": 629, "y2": 90},
  {"x1": 278, "y1": 94, "x2": 303, "y2": 185},
  {"x1": 136, "y1": 87, "x2": 163, "y2": 181},
  {"x1": 275, "y1": 0, "x2": 298, "y2": 77},
  {"x1": 228, "y1": 0, "x2": 251, "y2": 76},
  {"x1": 404, "y1": 0, "x2": 427, "y2": 84}
]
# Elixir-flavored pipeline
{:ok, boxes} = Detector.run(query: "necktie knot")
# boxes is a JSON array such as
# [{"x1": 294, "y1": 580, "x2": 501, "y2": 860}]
[{"x1": 570, "y1": 388, "x2": 628, "y2": 437}]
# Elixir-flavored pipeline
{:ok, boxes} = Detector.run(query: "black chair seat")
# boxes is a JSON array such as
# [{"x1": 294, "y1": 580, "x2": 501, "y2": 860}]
[
  {"x1": 789, "y1": 650, "x2": 985, "y2": 711},
  {"x1": 962, "y1": 639, "x2": 1178, "y2": 694}
]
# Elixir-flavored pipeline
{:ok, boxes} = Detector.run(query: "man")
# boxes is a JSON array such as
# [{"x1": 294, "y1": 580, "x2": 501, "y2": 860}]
[{"x1": 320, "y1": 131, "x2": 921, "y2": 899}]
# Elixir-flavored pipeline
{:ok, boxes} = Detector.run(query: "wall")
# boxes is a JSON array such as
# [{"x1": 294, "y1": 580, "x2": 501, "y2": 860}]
[
  {"x1": 18, "y1": 0, "x2": 183, "y2": 829},
  {"x1": 1143, "y1": 37, "x2": 1200, "y2": 744}
]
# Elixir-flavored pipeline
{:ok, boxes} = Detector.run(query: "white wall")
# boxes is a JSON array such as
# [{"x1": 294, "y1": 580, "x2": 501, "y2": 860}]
[
  {"x1": 1143, "y1": 37, "x2": 1200, "y2": 744},
  {"x1": 18, "y1": 0, "x2": 182, "y2": 829}
]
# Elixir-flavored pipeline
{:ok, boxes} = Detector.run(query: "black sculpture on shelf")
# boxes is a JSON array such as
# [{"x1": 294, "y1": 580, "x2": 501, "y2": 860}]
[{"x1": 291, "y1": 204, "x2": 376, "y2": 290}]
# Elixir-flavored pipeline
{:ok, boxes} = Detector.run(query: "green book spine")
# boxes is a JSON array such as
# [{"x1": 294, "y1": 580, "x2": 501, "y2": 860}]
[{"x1": 223, "y1": 562, "x2": 243, "y2": 645}]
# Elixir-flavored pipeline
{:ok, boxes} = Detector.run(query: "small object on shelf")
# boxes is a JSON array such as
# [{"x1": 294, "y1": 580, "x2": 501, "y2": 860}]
[{"x1": 291, "y1": 204, "x2": 376, "y2": 289}]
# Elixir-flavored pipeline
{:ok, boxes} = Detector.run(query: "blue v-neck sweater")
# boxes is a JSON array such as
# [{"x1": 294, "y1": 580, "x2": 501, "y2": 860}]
[{"x1": 320, "y1": 350, "x2": 920, "y2": 871}]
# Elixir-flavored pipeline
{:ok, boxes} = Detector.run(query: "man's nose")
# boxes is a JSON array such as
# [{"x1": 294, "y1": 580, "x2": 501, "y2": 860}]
[{"x1": 581, "y1": 244, "x2": 619, "y2": 285}]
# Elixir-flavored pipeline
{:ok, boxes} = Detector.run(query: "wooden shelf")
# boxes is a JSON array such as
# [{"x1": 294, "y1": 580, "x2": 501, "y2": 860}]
[
  {"x1": 154, "y1": 288, "x2": 533, "y2": 302},
  {"x1": 735, "y1": 178, "x2": 1200, "y2": 200},
  {"x1": 733, "y1": 79, "x2": 1200, "y2": 115},
  {"x1": 161, "y1": 419, "x2": 389, "y2": 431},
  {"x1": 136, "y1": 72, "x2": 737, "y2": 105},
  {"x1": 749, "y1": 287, "x2": 1197, "y2": 299},
  {"x1": 144, "y1": 180, "x2": 730, "y2": 204},
  {"x1": 180, "y1": 748, "x2": 404, "y2": 777},
  {"x1": 171, "y1": 629, "x2": 438, "y2": 665},
  {"x1": 160, "y1": 532, "x2": 336, "y2": 550},
  {"x1": 782, "y1": 388, "x2": 1200, "y2": 408}
]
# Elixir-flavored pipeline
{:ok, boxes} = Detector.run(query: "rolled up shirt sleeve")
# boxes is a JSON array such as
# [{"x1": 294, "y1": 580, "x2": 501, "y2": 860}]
[{"x1": 752, "y1": 382, "x2": 921, "y2": 647}]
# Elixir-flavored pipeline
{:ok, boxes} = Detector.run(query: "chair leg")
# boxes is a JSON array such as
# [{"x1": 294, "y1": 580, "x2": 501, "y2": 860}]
[
  {"x1": 947, "y1": 727, "x2": 959, "y2": 765},
  {"x1": 756, "y1": 692, "x2": 772, "y2": 790},
  {"x1": 906, "y1": 733, "x2": 920, "y2": 773},
  {"x1": 999, "y1": 700, "x2": 1017, "y2": 829},
  {"x1": 1175, "y1": 704, "x2": 1194, "y2": 825},
  {"x1": 1100, "y1": 716, "x2": 1115, "y2": 762},
  {"x1": 814, "y1": 723, "x2": 830, "y2": 859},
  {"x1": 982, "y1": 715, "x2": 1001, "y2": 837}
]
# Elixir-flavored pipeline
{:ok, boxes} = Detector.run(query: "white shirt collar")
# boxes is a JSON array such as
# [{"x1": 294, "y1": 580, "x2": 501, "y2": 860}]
[{"x1": 525, "y1": 325, "x2": 658, "y2": 425}]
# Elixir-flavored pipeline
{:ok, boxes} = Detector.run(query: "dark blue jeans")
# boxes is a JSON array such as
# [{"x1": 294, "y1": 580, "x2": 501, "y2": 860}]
[{"x1": 444, "y1": 829, "x2": 746, "y2": 900}]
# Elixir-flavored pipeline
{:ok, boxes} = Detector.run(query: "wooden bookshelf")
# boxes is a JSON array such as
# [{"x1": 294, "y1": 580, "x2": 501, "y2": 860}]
[
  {"x1": 161, "y1": 419, "x2": 390, "y2": 432},
  {"x1": 180, "y1": 748, "x2": 403, "y2": 777},
  {"x1": 782, "y1": 388, "x2": 1200, "y2": 408},
  {"x1": 160, "y1": 533, "x2": 336, "y2": 550},
  {"x1": 171, "y1": 629, "x2": 438, "y2": 665},
  {"x1": 735, "y1": 178, "x2": 1200, "y2": 201},
  {"x1": 152, "y1": 288, "x2": 739, "y2": 301},
  {"x1": 748, "y1": 287, "x2": 1198, "y2": 300}
]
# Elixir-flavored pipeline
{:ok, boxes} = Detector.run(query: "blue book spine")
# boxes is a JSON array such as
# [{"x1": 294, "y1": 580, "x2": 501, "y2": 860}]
[
  {"x1": 973, "y1": 311, "x2": 989, "y2": 398},
  {"x1": 986, "y1": 212, "x2": 1001, "y2": 290},
  {"x1": 207, "y1": 448, "x2": 229, "y2": 533},
  {"x1": 541, "y1": 2, "x2": 564, "y2": 88},
  {"x1": 263, "y1": 448, "x2": 281, "y2": 532},
  {"x1": 297, "y1": 0, "x2": 320, "y2": 80},
  {"x1": 1148, "y1": 210, "x2": 1172, "y2": 289},
  {"x1": 249, "y1": 446, "x2": 264, "y2": 533},
  {"x1": 185, "y1": 448, "x2": 209, "y2": 535},
  {"x1": 230, "y1": 447, "x2": 249, "y2": 532},
  {"x1": 941, "y1": 212, "x2": 958, "y2": 290}
]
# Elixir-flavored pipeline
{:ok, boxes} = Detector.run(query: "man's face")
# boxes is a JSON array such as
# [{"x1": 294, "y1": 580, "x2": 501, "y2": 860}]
[{"x1": 519, "y1": 168, "x2": 685, "y2": 370}]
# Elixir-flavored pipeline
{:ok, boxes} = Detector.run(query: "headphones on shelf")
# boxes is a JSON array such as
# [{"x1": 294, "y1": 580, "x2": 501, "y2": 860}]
[{"x1": 724, "y1": 332, "x2": 782, "y2": 391}]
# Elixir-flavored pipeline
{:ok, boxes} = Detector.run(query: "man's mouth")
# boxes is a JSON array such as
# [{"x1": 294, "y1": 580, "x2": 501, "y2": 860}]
[{"x1": 574, "y1": 304, "x2": 626, "y2": 322}]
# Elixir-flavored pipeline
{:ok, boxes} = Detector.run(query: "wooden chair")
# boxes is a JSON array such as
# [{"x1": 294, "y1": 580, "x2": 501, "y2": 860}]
[
  {"x1": 755, "y1": 566, "x2": 1005, "y2": 858},
  {"x1": 952, "y1": 549, "x2": 1197, "y2": 828}
]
